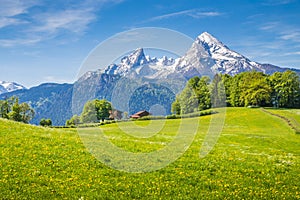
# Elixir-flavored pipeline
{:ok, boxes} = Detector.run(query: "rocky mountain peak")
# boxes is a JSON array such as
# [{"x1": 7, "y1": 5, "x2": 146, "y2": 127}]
[
  {"x1": 197, "y1": 32, "x2": 224, "y2": 47},
  {"x1": 121, "y1": 47, "x2": 147, "y2": 67}
]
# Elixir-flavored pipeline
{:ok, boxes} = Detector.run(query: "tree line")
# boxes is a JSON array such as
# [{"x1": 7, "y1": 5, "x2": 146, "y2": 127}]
[
  {"x1": 0, "y1": 96, "x2": 35, "y2": 123},
  {"x1": 172, "y1": 70, "x2": 300, "y2": 115}
]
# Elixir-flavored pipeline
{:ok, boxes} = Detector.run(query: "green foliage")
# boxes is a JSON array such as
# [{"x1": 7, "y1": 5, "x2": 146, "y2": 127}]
[
  {"x1": 80, "y1": 100, "x2": 98, "y2": 123},
  {"x1": 171, "y1": 99, "x2": 181, "y2": 115},
  {"x1": 166, "y1": 114, "x2": 178, "y2": 119},
  {"x1": 219, "y1": 71, "x2": 299, "y2": 108},
  {"x1": 9, "y1": 98, "x2": 22, "y2": 122},
  {"x1": 134, "y1": 115, "x2": 165, "y2": 121},
  {"x1": 269, "y1": 70, "x2": 300, "y2": 108},
  {"x1": 19, "y1": 102, "x2": 35, "y2": 123},
  {"x1": 128, "y1": 83, "x2": 175, "y2": 115},
  {"x1": 173, "y1": 71, "x2": 299, "y2": 114},
  {"x1": 80, "y1": 99, "x2": 112, "y2": 123},
  {"x1": 0, "y1": 99, "x2": 10, "y2": 118},
  {"x1": 0, "y1": 96, "x2": 34, "y2": 123},
  {"x1": 66, "y1": 115, "x2": 81, "y2": 126},
  {"x1": 210, "y1": 74, "x2": 226, "y2": 108},
  {"x1": 228, "y1": 71, "x2": 271, "y2": 107},
  {"x1": 94, "y1": 99, "x2": 112, "y2": 121},
  {"x1": 221, "y1": 74, "x2": 233, "y2": 106},
  {"x1": 174, "y1": 76, "x2": 211, "y2": 115},
  {"x1": 39, "y1": 118, "x2": 52, "y2": 127},
  {"x1": 180, "y1": 110, "x2": 217, "y2": 118}
]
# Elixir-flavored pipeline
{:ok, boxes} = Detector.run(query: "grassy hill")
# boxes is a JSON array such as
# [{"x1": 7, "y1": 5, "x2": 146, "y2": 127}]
[{"x1": 0, "y1": 108, "x2": 299, "y2": 199}]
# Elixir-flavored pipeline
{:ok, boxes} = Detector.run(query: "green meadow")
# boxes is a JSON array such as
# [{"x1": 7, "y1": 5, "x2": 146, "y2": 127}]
[{"x1": 0, "y1": 108, "x2": 299, "y2": 199}]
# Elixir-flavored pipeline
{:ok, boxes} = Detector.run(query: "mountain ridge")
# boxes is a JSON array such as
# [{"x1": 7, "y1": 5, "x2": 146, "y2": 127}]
[
  {"x1": 94, "y1": 32, "x2": 300, "y2": 80},
  {"x1": 1, "y1": 31, "x2": 299, "y2": 125}
]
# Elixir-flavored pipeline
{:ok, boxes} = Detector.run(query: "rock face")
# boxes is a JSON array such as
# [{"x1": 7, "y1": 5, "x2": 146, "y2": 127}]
[{"x1": 1, "y1": 32, "x2": 299, "y2": 125}]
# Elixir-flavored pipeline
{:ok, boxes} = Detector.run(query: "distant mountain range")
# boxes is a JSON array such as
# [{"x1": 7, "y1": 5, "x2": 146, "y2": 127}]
[
  {"x1": 1, "y1": 32, "x2": 299, "y2": 125},
  {"x1": 0, "y1": 81, "x2": 26, "y2": 95}
]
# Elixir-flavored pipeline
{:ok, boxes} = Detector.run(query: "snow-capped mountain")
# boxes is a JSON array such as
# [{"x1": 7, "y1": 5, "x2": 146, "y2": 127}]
[
  {"x1": 100, "y1": 32, "x2": 299, "y2": 79},
  {"x1": 104, "y1": 48, "x2": 178, "y2": 79},
  {"x1": 183, "y1": 32, "x2": 267, "y2": 76},
  {"x1": 0, "y1": 81, "x2": 26, "y2": 95},
  {"x1": 2, "y1": 31, "x2": 299, "y2": 126}
]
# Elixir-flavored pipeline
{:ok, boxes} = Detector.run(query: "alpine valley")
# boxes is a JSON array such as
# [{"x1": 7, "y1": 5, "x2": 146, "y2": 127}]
[{"x1": 1, "y1": 32, "x2": 299, "y2": 125}]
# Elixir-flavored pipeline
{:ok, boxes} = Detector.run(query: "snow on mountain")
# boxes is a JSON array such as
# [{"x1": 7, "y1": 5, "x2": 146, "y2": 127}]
[
  {"x1": 83, "y1": 31, "x2": 299, "y2": 82},
  {"x1": 0, "y1": 81, "x2": 26, "y2": 95},
  {"x1": 193, "y1": 32, "x2": 264, "y2": 75},
  {"x1": 103, "y1": 47, "x2": 179, "y2": 79},
  {"x1": 104, "y1": 48, "x2": 148, "y2": 76},
  {"x1": 3, "y1": 31, "x2": 298, "y2": 125}
]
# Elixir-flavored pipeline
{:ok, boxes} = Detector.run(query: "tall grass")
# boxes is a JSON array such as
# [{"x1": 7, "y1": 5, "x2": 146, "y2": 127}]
[{"x1": 0, "y1": 108, "x2": 299, "y2": 199}]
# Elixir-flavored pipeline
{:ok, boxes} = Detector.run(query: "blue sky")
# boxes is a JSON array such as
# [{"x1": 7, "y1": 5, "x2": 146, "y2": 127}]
[{"x1": 1, "y1": 0, "x2": 300, "y2": 87}]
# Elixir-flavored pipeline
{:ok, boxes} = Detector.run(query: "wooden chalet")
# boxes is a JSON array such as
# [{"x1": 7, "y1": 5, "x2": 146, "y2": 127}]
[{"x1": 130, "y1": 110, "x2": 150, "y2": 119}]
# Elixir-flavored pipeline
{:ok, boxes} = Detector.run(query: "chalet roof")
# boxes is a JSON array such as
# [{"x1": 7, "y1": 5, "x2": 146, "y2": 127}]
[
  {"x1": 130, "y1": 110, "x2": 150, "y2": 118},
  {"x1": 130, "y1": 114, "x2": 140, "y2": 118},
  {"x1": 135, "y1": 110, "x2": 149, "y2": 115}
]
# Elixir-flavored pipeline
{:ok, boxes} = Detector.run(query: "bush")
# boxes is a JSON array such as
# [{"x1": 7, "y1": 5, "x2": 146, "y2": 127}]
[
  {"x1": 166, "y1": 115, "x2": 179, "y2": 119},
  {"x1": 135, "y1": 116, "x2": 165, "y2": 121},
  {"x1": 40, "y1": 118, "x2": 52, "y2": 127}
]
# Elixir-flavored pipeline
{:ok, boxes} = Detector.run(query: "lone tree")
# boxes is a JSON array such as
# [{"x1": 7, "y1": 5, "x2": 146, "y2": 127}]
[
  {"x1": 81, "y1": 100, "x2": 98, "y2": 123},
  {"x1": 95, "y1": 99, "x2": 112, "y2": 122},
  {"x1": 80, "y1": 99, "x2": 112, "y2": 123}
]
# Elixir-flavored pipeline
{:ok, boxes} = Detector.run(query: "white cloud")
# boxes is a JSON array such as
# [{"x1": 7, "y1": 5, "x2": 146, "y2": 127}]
[
  {"x1": 0, "y1": 0, "x2": 38, "y2": 17},
  {"x1": 0, "y1": 0, "x2": 124, "y2": 47},
  {"x1": 262, "y1": 0, "x2": 295, "y2": 6},
  {"x1": 229, "y1": 32, "x2": 300, "y2": 68},
  {"x1": 259, "y1": 21, "x2": 300, "y2": 43},
  {"x1": 259, "y1": 22, "x2": 279, "y2": 31},
  {"x1": 280, "y1": 31, "x2": 300, "y2": 42},
  {"x1": 147, "y1": 9, "x2": 222, "y2": 22},
  {"x1": 31, "y1": 8, "x2": 96, "y2": 34},
  {"x1": 284, "y1": 51, "x2": 300, "y2": 56},
  {"x1": 43, "y1": 76, "x2": 74, "y2": 84},
  {"x1": 0, "y1": 0, "x2": 38, "y2": 28},
  {"x1": 0, "y1": 37, "x2": 43, "y2": 47},
  {"x1": 0, "y1": 18, "x2": 25, "y2": 29}
]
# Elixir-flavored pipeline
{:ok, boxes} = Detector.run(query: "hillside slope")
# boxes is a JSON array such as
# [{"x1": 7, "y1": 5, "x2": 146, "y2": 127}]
[
  {"x1": 0, "y1": 108, "x2": 299, "y2": 199},
  {"x1": 0, "y1": 83, "x2": 73, "y2": 125}
]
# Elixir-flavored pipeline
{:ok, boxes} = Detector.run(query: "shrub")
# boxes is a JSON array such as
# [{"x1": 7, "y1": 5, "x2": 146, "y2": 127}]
[
  {"x1": 40, "y1": 118, "x2": 52, "y2": 127},
  {"x1": 166, "y1": 115, "x2": 179, "y2": 119}
]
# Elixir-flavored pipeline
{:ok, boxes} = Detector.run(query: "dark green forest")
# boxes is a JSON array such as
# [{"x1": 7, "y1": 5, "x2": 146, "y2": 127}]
[{"x1": 172, "y1": 70, "x2": 300, "y2": 115}]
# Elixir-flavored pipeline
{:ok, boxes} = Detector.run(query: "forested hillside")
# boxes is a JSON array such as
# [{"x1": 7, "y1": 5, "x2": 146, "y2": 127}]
[{"x1": 173, "y1": 70, "x2": 300, "y2": 115}]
